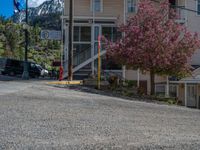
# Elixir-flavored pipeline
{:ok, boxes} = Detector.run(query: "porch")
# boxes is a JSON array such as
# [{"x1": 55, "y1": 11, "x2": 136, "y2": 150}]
[
  {"x1": 170, "y1": 80, "x2": 200, "y2": 109},
  {"x1": 62, "y1": 19, "x2": 122, "y2": 79},
  {"x1": 155, "y1": 79, "x2": 200, "y2": 109}
]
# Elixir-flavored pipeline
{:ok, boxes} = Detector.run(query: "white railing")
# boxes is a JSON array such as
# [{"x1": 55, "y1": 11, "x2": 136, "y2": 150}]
[{"x1": 63, "y1": 50, "x2": 107, "y2": 78}]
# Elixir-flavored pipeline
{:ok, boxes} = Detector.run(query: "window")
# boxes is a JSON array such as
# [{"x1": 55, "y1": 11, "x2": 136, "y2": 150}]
[
  {"x1": 81, "y1": 27, "x2": 91, "y2": 41},
  {"x1": 127, "y1": 0, "x2": 136, "y2": 13},
  {"x1": 102, "y1": 27, "x2": 121, "y2": 42},
  {"x1": 155, "y1": 84, "x2": 165, "y2": 96},
  {"x1": 197, "y1": 0, "x2": 200, "y2": 15},
  {"x1": 74, "y1": 26, "x2": 80, "y2": 42},
  {"x1": 91, "y1": 0, "x2": 102, "y2": 12},
  {"x1": 169, "y1": 85, "x2": 178, "y2": 98},
  {"x1": 73, "y1": 26, "x2": 91, "y2": 66},
  {"x1": 73, "y1": 26, "x2": 91, "y2": 42},
  {"x1": 155, "y1": 84, "x2": 178, "y2": 98}
]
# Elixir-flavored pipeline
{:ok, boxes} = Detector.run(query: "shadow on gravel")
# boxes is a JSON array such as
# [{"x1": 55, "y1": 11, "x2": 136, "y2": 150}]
[
  {"x1": 0, "y1": 75, "x2": 22, "y2": 81},
  {"x1": 50, "y1": 84, "x2": 170, "y2": 106},
  {"x1": 0, "y1": 75, "x2": 58, "y2": 82}
]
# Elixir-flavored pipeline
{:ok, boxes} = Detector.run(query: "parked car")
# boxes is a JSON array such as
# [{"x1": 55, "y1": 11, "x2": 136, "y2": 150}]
[
  {"x1": 35, "y1": 64, "x2": 49, "y2": 77},
  {"x1": 0, "y1": 58, "x2": 41, "y2": 78}
]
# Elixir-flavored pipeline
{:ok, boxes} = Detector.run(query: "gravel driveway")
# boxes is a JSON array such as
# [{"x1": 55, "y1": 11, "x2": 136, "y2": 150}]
[{"x1": 0, "y1": 81, "x2": 200, "y2": 150}]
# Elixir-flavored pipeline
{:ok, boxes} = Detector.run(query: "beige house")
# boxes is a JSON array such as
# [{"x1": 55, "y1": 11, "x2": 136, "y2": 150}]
[
  {"x1": 63, "y1": 0, "x2": 137, "y2": 79},
  {"x1": 63, "y1": 0, "x2": 200, "y2": 108}
]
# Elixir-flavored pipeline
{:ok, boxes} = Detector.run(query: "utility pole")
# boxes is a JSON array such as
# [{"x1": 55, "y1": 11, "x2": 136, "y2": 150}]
[
  {"x1": 22, "y1": 0, "x2": 29, "y2": 80},
  {"x1": 68, "y1": 0, "x2": 73, "y2": 81}
]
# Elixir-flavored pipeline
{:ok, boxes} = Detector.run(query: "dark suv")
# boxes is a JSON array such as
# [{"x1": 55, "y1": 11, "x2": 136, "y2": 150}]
[{"x1": 0, "y1": 58, "x2": 41, "y2": 78}]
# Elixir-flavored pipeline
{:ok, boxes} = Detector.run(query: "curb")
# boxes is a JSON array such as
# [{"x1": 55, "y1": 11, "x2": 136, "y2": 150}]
[{"x1": 47, "y1": 80, "x2": 83, "y2": 85}]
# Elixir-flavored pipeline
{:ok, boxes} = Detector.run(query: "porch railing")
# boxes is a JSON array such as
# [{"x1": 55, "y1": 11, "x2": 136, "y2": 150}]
[{"x1": 73, "y1": 45, "x2": 91, "y2": 67}]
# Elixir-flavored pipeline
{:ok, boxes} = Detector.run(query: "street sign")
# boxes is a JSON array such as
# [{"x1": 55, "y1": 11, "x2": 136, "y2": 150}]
[{"x1": 41, "y1": 30, "x2": 61, "y2": 40}]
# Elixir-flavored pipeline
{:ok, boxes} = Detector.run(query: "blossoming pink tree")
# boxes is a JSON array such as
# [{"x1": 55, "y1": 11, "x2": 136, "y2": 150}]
[{"x1": 105, "y1": 0, "x2": 200, "y2": 95}]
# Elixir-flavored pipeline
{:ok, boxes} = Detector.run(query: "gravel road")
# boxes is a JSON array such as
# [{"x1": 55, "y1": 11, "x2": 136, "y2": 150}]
[{"x1": 0, "y1": 81, "x2": 200, "y2": 150}]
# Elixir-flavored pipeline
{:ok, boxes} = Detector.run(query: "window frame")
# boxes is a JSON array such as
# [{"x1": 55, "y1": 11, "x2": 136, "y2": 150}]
[
  {"x1": 90, "y1": 0, "x2": 103, "y2": 13},
  {"x1": 127, "y1": 0, "x2": 137, "y2": 13},
  {"x1": 73, "y1": 26, "x2": 92, "y2": 43}
]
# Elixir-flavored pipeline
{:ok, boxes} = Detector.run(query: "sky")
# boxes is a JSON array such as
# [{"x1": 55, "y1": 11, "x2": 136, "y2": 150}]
[{"x1": 0, "y1": 0, "x2": 47, "y2": 18}]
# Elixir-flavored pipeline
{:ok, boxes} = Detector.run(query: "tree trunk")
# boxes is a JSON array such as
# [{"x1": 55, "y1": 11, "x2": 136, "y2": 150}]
[{"x1": 150, "y1": 70, "x2": 155, "y2": 95}]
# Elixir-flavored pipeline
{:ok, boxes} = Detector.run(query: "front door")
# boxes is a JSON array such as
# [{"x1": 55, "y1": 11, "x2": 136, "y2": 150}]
[{"x1": 187, "y1": 85, "x2": 197, "y2": 108}]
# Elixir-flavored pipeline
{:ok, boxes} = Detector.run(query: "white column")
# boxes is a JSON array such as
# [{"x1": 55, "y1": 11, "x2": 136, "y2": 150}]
[
  {"x1": 122, "y1": 66, "x2": 126, "y2": 82},
  {"x1": 91, "y1": 26, "x2": 95, "y2": 75},
  {"x1": 61, "y1": 14, "x2": 64, "y2": 68},
  {"x1": 91, "y1": 0, "x2": 95, "y2": 75},
  {"x1": 185, "y1": 83, "x2": 187, "y2": 107},
  {"x1": 137, "y1": 68, "x2": 140, "y2": 88},
  {"x1": 122, "y1": 0, "x2": 126, "y2": 82},
  {"x1": 197, "y1": 84, "x2": 199, "y2": 109},
  {"x1": 165, "y1": 76, "x2": 169, "y2": 98}
]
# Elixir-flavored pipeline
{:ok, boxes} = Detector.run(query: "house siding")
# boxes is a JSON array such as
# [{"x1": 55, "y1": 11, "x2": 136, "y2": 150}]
[
  {"x1": 186, "y1": 0, "x2": 200, "y2": 65},
  {"x1": 64, "y1": 0, "x2": 127, "y2": 23},
  {"x1": 63, "y1": 0, "x2": 200, "y2": 90}
]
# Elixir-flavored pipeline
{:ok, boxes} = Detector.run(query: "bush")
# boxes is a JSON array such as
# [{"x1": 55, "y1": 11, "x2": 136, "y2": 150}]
[
  {"x1": 156, "y1": 97, "x2": 177, "y2": 105},
  {"x1": 108, "y1": 75, "x2": 119, "y2": 89}
]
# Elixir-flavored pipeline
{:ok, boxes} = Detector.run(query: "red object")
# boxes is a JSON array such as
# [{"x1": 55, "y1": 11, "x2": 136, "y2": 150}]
[{"x1": 59, "y1": 66, "x2": 63, "y2": 81}]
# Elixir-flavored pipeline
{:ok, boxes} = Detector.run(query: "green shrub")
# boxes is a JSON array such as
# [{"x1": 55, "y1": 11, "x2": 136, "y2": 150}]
[{"x1": 108, "y1": 75, "x2": 119, "y2": 89}]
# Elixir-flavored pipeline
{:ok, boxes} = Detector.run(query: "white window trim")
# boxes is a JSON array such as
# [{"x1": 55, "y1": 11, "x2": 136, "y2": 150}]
[
  {"x1": 197, "y1": 0, "x2": 200, "y2": 16},
  {"x1": 90, "y1": 0, "x2": 103, "y2": 13},
  {"x1": 195, "y1": 0, "x2": 200, "y2": 17},
  {"x1": 127, "y1": 0, "x2": 137, "y2": 13}
]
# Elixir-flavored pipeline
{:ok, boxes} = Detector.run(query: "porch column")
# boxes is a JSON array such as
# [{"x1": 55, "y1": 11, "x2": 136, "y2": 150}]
[
  {"x1": 122, "y1": 0, "x2": 126, "y2": 82},
  {"x1": 137, "y1": 69, "x2": 140, "y2": 88},
  {"x1": 184, "y1": 82, "x2": 187, "y2": 107},
  {"x1": 64, "y1": 24, "x2": 68, "y2": 73},
  {"x1": 61, "y1": 16, "x2": 64, "y2": 68},
  {"x1": 91, "y1": 27, "x2": 95, "y2": 76},
  {"x1": 165, "y1": 76, "x2": 169, "y2": 98},
  {"x1": 91, "y1": 0, "x2": 95, "y2": 76},
  {"x1": 197, "y1": 84, "x2": 199, "y2": 109}
]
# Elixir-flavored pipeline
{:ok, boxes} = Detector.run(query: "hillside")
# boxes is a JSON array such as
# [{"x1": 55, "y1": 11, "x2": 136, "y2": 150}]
[{"x1": 12, "y1": 0, "x2": 64, "y2": 30}]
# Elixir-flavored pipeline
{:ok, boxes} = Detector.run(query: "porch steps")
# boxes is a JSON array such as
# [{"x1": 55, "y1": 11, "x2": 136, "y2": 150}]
[{"x1": 73, "y1": 68, "x2": 92, "y2": 80}]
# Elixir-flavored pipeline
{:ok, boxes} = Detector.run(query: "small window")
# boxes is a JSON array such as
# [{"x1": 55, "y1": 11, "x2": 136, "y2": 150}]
[
  {"x1": 91, "y1": 0, "x2": 103, "y2": 12},
  {"x1": 127, "y1": 0, "x2": 136, "y2": 13},
  {"x1": 197, "y1": 0, "x2": 200, "y2": 15}
]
